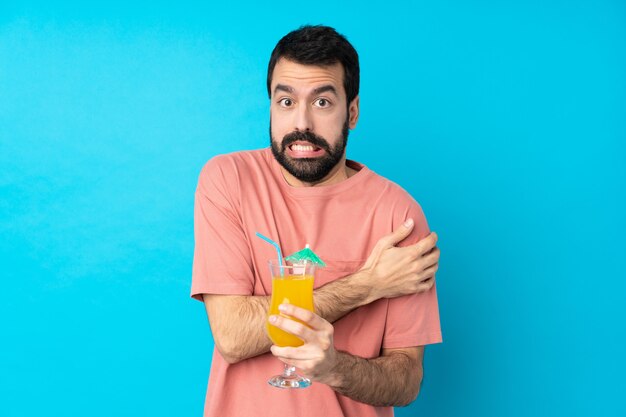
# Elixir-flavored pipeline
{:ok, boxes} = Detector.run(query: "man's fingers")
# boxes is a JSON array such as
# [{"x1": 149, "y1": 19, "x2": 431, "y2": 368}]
[
  {"x1": 271, "y1": 345, "x2": 299, "y2": 360},
  {"x1": 270, "y1": 344, "x2": 317, "y2": 360},
  {"x1": 419, "y1": 247, "x2": 440, "y2": 269},
  {"x1": 271, "y1": 355, "x2": 311, "y2": 373},
  {"x1": 416, "y1": 276, "x2": 436, "y2": 292},
  {"x1": 379, "y1": 218, "x2": 415, "y2": 248},
  {"x1": 278, "y1": 304, "x2": 330, "y2": 332},
  {"x1": 418, "y1": 263, "x2": 439, "y2": 282},
  {"x1": 411, "y1": 232, "x2": 438, "y2": 256},
  {"x1": 268, "y1": 314, "x2": 315, "y2": 341}
]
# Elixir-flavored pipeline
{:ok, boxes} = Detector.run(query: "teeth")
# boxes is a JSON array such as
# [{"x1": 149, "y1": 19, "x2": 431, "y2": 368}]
[{"x1": 292, "y1": 144, "x2": 315, "y2": 152}]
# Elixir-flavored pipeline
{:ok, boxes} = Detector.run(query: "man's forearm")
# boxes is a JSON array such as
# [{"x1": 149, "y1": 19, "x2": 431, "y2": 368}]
[
  {"x1": 323, "y1": 350, "x2": 422, "y2": 407},
  {"x1": 204, "y1": 294, "x2": 272, "y2": 363},
  {"x1": 314, "y1": 269, "x2": 374, "y2": 323}
]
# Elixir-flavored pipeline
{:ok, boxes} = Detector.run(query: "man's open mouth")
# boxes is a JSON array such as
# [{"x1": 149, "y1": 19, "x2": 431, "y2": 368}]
[{"x1": 286, "y1": 141, "x2": 326, "y2": 158}]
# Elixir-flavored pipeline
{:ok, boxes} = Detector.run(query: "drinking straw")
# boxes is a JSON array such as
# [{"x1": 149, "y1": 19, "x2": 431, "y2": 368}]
[{"x1": 255, "y1": 232, "x2": 284, "y2": 266}]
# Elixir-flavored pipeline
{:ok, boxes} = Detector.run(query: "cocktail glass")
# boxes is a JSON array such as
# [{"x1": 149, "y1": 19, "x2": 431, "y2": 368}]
[{"x1": 266, "y1": 260, "x2": 316, "y2": 388}]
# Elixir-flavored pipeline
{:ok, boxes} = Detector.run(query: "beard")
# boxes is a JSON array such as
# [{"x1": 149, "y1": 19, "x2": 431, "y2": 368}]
[{"x1": 270, "y1": 118, "x2": 350, "y2": 183}]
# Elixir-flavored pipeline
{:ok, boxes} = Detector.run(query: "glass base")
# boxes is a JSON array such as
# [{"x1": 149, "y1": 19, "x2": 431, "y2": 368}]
[{"x1": 268, "y1": 374, "x2": 311, "y2": 389}]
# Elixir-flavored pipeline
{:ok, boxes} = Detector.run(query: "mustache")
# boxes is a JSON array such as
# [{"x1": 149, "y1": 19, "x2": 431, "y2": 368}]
[{"x1": 281, "y1": 130, "x2": 331, "y2": 152}]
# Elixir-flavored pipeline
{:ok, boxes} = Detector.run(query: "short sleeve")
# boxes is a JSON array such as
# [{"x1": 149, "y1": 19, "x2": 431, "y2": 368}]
[
  {"x1": 191, "y1": 157, "x2": 255, "y2": 301},
  {"x1": 382, "y1": 196, "x2": 442, "y2": 348}
]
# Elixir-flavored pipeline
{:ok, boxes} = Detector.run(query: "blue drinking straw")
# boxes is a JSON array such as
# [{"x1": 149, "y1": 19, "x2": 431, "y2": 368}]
[{"x1": 255, "y1": 232, "x2": 284, "y2": 267}]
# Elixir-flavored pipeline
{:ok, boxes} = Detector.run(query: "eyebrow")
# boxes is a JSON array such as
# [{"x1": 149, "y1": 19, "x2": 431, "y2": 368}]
[
  {"x1": 273, "y1": 84, "x2": 338, "y2": 97},
  {"x1": 274, "y1": 84, "x2": 294, "y2": 95},
  {"x1": 313, "y1": 85, "x2": 338, "y2": 96}
]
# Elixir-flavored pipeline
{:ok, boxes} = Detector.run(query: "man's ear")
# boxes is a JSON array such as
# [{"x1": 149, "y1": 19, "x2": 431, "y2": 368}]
[{"x1": 348, "y1": 95, "x2": 360, "y2": 129}]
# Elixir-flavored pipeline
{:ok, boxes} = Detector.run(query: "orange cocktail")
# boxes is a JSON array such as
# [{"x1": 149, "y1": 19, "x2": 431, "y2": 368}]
[
  {"x1": 266, "y1": 261, "x2": 316, "y2": 389},
  {"x1": 267, "y1": 274, "x2": 314, "y2": 347}
]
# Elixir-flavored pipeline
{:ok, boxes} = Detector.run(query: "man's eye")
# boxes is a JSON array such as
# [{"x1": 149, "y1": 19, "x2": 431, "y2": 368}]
[
  {"x1": 314, "y1": 98, "x2": 330, "y2": 108},
  {"x1": 279, "y1": 98, "x2": 293, "y2": 107}
]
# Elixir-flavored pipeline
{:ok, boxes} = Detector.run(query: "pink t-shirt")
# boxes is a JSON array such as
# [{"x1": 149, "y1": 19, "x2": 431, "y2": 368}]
[{"x1": 192, "y1": 148, "x2": 442, "y2": 417}]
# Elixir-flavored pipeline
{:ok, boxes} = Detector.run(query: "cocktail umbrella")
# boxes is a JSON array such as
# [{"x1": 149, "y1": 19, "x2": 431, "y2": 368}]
[{"x1": 285, "y1": 244, "x2": 326, "y2": 267}]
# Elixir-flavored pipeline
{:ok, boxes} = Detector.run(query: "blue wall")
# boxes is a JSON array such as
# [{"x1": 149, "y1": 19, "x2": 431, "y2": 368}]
[{"x1": 1, "y1": 1, "x2": 624, "y2": 416}]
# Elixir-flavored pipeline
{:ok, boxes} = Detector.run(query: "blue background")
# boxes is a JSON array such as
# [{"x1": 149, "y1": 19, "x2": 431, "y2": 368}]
[{"x1": 1, "y1": 1, "x2": 624, "y2": 416}]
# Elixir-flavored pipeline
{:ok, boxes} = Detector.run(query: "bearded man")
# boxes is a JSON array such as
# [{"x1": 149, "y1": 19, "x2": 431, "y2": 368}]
[{"x1": 192, "y1": 25, "x2": 442, "y2": 417}]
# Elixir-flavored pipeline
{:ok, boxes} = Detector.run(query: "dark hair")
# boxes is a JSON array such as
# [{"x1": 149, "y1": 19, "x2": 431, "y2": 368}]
[{"x1": 267, "y1": 25, "x2": 360, "y2": 104}]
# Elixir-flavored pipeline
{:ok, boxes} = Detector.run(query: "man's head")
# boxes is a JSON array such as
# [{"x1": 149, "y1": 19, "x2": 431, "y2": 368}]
[{"x1": 267, "y1": 25, "x2": 360, "y2": 184}]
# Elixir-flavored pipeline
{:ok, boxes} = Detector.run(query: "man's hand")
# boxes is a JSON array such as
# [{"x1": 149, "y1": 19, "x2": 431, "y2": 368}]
[
  {"x1": 269, "y1": 304, "x2": 340, "y2": 385},
  {"x1": 269, "y1": 304, "x2": 426, "y2": 406},
  {"x1": 359, "y1": 219, "x2": 440, "y2": 302}
]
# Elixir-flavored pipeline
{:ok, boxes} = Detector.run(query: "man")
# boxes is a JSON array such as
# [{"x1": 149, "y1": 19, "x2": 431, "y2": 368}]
[{"x1": 192, "y1": 25, "x2": 442, "y2": 417}]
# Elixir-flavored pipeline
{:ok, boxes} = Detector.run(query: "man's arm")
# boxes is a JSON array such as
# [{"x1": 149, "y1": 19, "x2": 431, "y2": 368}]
[
  {"x1": 270, "y1": 304, "x2": 425, "y2": 406},
  {"x1": 204, "y1": 219, "x2": 440, "y2": 364},
  {"x1": 206, "y1": 285, "x2": 372, "y2": 364},
  {"x1": 330, "y1": 347, "x2": 424, "y2": 406}
]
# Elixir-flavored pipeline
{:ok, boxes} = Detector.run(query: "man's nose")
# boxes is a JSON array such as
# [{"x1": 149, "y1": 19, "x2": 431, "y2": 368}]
[{"x1": 294, "y1": 104, "x2": 313, "y2": 132}]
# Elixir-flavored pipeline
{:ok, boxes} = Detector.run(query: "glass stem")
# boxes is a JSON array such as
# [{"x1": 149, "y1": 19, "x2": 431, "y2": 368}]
[{"x1": 284, "y1": 364, "x2": 295, "y2": 377}]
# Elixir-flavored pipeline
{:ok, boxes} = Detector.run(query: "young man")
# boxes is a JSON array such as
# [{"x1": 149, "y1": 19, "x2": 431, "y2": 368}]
[{"x1": 192, "y1": 25, "x2": 442, "y2": 417}]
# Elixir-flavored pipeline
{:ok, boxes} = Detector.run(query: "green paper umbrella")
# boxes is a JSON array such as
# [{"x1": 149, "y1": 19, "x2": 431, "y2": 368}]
[{"x1": 285, "y1": 244, "x2": 326, "y2": 267}]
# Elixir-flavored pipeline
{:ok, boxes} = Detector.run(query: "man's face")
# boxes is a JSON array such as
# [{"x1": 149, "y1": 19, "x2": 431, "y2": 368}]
[{"x1": 269, "y1": 58, "x2": 358, "y2": 184}]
